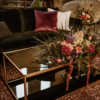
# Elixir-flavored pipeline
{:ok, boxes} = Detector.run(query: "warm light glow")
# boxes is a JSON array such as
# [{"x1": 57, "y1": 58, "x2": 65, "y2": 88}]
[
  {"x1": 40, "y1": 64, "x2": 51, "y2": 90},
  {"x1": 16, "y1": 68, "x2": 28, "y2": 98}
]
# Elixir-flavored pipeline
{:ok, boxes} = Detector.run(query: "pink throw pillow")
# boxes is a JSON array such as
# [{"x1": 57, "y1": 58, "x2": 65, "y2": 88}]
[{"x1": 33, "y1": 9, "x2": 58, "y2": 32}]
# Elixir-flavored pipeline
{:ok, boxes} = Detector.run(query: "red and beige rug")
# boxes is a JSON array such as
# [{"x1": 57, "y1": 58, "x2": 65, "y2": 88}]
[
  {"x1": 0, "y1": 62, "x2": 24, "y2": 100},
  {"x1": 56, "y1": 80, "x2": 100, "y2": 100},
  {"x1": 0, "y1": 62, "x2": 23, "y2": 82},
  {"x1": 0, "y1": 77, "x2": 16, "y2": 100}
]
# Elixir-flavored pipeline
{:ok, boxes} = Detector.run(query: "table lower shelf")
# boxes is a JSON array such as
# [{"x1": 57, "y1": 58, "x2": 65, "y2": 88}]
[{"x1": 0, "y1": 62, "x2": 23, "y2": 82}]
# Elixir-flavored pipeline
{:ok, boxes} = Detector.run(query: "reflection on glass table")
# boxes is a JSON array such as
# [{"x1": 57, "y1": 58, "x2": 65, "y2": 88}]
[
  {"x1": 8, "y1": 63, "x2": 67, "y2": 100},
  {"x1": 5, "y1": 46, "x2": 49, "y2": 75}
]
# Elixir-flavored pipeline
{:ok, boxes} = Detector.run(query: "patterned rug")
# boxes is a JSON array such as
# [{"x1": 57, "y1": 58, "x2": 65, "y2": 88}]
[
  {"x1": 0, "y1": 77, "x2": 16, "y2": 100},
  {"x1": 0, "y1": 62, "x2": 23, "y2": 82},
  {"x1": 92, "y1": 57, "x2": 100, "y2": 71},
  {"x1": 56, "y1": 80, "x2": 100, "y2": 100}
]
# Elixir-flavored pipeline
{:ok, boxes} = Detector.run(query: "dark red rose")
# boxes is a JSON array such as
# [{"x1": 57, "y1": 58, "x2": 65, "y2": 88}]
[
  {"x1": 87, "y1": 10, "x2": 90, "y2": 13},
  {"x1": 61, "y1": 45, "x2": 71, "y2": 55},
  {"x1": 65, "y1": 39, "x2": 72, "y2": 44},
  {"x1": 88, "y1": 45, "x2": 95, "y2": 53},
  {"x1": 81, "y1": 15, "x2": 87, "y2": 20},
  {"x1": 71, "y1": 49, "x2": 79, "y2": 57}
]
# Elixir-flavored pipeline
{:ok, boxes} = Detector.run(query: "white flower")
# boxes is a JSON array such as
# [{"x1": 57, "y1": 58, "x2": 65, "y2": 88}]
[
  {"x1": 86, "y1": 14, "x2": 90, "y2": 18},
  {"x1": 82, "y1": 12, "x2": 85, "y2": 15},
  {"x1": 85, "y1": 39, "x2": 91, "y2": 47},
  {"x1": 61, "y1": 40, "x2": 67, "y2": 46},
  {"x1": 67, "y1": 43, "x2": 73, "y2": 51},
  {"x1": 72, "y1": 31, "x2": 84, "y2": 44},
  {"x1": 87, "y1": 20, "x2": 90, "y2": 23}
]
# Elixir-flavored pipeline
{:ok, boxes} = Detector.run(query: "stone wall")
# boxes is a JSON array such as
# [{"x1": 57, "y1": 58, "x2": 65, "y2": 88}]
[
  {"x1": 53, "y1": 0, "x2": 71, "y2": 10},
  {"x1": 61, "y1": 0, "x2": 100, "y2": 22}
]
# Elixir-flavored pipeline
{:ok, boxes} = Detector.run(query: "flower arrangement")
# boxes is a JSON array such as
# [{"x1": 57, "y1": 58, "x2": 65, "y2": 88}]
[
  {"x1": 77, "y1": 8, "x2": 94, "y2": 24},
  {"x1": 33, "y1": 27, "x2": 100, "y2": 90},
  {"x1": 37, "y1": 30, "x2": 100, "y2": 64},
  {"x1": 75, "y1": 1, "x2": 96, "y2": 24}
]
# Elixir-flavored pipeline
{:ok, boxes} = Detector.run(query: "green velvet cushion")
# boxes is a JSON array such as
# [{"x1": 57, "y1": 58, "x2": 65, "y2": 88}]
[
  {"x1": 0, "y1": 35, "x2": 31, "y2": 45},
  {"x1": 0, "y1": 9, "x2": 21, "y2": 33},
  {"x1": 0, "y1": 21, "x2": 12, "y2": 39}
]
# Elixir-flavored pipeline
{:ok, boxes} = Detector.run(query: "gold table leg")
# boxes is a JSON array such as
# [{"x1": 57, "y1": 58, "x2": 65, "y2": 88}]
[{"x1": 24, "y1": 75, "x2": 27, "y2": 100}]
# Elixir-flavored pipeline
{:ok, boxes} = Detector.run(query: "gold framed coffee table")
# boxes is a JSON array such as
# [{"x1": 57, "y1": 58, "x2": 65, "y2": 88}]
[{"x1": 2, "y1": 46, "x2": 69, "y2": 100}]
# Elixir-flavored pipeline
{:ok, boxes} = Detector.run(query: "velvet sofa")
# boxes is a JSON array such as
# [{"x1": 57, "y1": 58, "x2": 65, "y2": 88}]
[{"x1": 0, "y1": 7, "x2": 82, "y2": 63}]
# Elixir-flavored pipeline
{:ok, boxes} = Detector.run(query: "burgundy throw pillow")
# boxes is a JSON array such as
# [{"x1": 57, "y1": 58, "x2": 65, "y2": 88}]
[{"x1": 33, "y1": 9, "x2": 58, "y2": 32}]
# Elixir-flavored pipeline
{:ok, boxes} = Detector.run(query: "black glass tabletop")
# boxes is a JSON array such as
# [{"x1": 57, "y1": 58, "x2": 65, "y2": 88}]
[{"x1": 8, "y1": 67, "x2": 68, "y2": 100}]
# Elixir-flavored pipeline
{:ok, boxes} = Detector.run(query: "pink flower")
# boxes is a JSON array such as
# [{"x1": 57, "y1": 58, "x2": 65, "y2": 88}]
[
  {"x1": 85, "y1": 50, "x2": 88, "y2": 52},
  {"x1": 76, "y1": 46, "x2": 83, "y2": 53},
  {"x1": 66, "y1": 56, "x2": 71, "y2": 60},
  {"x1": 56, "y1": 59, "x2": 62, "y2": 63},
  {"x1": 65, "y1": 39, "x2": 72, "y2": 44},
  {"x1": 88, "y1": 45, "x2": 95, "y2": 53},
  {"x1": 88, "y1": 36, "x2": 92, "y2": 40},
  {"x1": 74, "y1": 43, "x2": 78, "y2": 47},
  {"x1": 97, "y1": 36, "x2": 99, "y2": 39},
  {"x1": 61, "y1": 45, "x2": 71, "y2": 55}
]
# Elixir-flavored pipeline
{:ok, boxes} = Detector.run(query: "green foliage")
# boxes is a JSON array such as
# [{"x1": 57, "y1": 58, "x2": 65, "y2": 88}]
[
  {"x1": 79, "y1": 53, "x2": 83, "y2": 59},
  {"x1": 33, "y1": 0, "x2": 41, "y2": 7}
]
